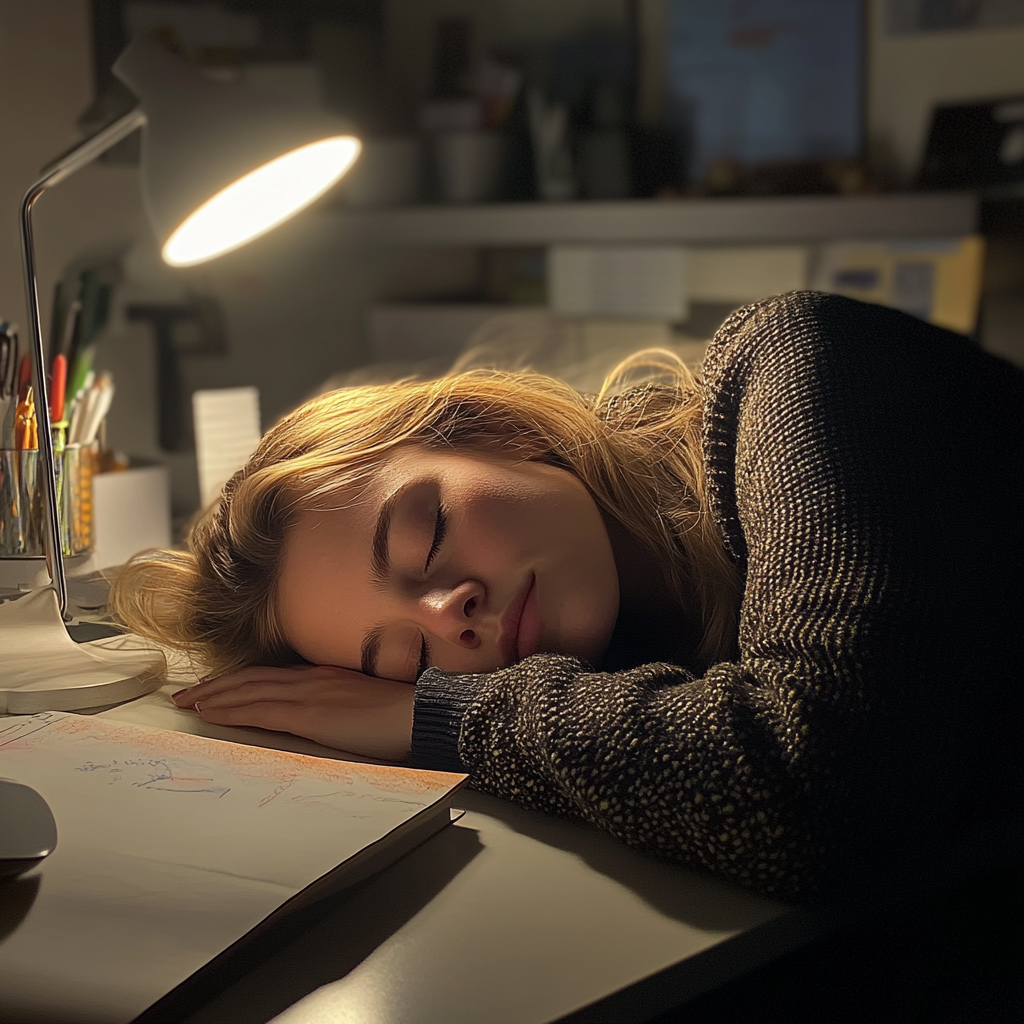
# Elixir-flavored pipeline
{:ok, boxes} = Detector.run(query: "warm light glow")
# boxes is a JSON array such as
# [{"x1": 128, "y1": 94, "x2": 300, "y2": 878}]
[{"x1": 162, "y1": 136, "x2": 360, "y2": 266}]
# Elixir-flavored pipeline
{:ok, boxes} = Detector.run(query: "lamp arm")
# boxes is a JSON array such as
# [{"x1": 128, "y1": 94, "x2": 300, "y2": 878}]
[{"x1": 19, "y1": 107, "x2": 146, "y2": 620}]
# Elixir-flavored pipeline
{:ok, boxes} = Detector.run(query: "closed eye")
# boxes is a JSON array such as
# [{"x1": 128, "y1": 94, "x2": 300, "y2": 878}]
[
  {"x1": 424, "y1": 502, "x2": 447, "y2": 570},
  {"x1": 417, "y1": 633, "x2": 431, "y2": 677}
]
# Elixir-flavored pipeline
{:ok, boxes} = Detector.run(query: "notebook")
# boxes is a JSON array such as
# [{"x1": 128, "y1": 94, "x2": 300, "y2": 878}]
[{"x1": 0, "y1": 711, "x2": 465, "y2": 1023}]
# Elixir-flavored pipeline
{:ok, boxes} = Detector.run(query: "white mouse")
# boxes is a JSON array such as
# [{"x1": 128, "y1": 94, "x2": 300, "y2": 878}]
[{"x1": 0, "y1": 778, "x2": 57, "y2": 880}]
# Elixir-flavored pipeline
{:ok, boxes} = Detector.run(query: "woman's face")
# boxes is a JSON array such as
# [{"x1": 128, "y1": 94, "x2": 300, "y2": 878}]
[{"x1": 276, "y1": 447, "x2": 620, "y2": 682}]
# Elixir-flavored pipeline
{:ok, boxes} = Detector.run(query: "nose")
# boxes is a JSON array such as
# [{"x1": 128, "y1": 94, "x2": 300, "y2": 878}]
[{"x1": 420, "y1": 581, "x2": 485, "y2": 649}]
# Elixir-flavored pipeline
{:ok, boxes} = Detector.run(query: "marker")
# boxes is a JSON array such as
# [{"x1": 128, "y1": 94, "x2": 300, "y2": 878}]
[
  {"x1": 50, "y1": 354, "x2": 67, "y2": 422},
  {"x1": 65, "y1": 346, "x2": 95, "y2": 414}
]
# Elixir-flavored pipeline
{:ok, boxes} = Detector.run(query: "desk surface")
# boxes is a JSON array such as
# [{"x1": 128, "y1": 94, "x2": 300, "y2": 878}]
[
  {"x1": 5, "y1": 648, "x2": 1013, "y2": 1021},
  {"x1": 81, "y1": 686, "x2": 790, "y2": 1024}
]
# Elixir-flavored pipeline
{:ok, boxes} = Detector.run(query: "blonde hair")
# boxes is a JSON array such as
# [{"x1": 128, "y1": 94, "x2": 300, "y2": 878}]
[{"x1": 110, "y1": 352, "x2": 741, "y2": 676}]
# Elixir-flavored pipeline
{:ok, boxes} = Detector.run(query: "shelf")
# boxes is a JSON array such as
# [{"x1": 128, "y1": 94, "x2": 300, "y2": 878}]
[{"x1": 323, "y1": 192, "x2": 978, "y2": 248}]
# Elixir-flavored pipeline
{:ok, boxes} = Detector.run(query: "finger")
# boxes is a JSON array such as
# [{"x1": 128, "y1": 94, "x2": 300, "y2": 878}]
[
  {"x1": 184, "y1": 667, "x2": 379, "y2": 709},
  {"x1": 197, "y1": 699, "x2": 311, "y2": 736},
  {"x1": 173, "y1": 666, "x2": 317, "y2": 705},
  {"x1": 196, "y1": 680, "x2": 313, "y2": 709}
]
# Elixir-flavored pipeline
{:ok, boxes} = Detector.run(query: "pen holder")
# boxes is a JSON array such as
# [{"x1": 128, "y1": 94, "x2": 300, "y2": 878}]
[{"x1": 0, "y1": 442, "x2": 98, "y2": 558}]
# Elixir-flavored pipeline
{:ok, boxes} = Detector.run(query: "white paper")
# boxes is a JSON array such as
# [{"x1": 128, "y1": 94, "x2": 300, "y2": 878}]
[
  {"x1": 0, "y1": 712, "x2": 464, "y2": 1023},
  {"x1": 92, "y1": 464, "x2": 172, "y2": 569},
  {"x1": 548, "y1": 246, "x2": 690, "y2": 321},
  {"x1": 688, "y1": 246, "x2": 809, "y2": 303},
  {"x1": 192, "y1": 386, "x2": 262, "y2": 508}
]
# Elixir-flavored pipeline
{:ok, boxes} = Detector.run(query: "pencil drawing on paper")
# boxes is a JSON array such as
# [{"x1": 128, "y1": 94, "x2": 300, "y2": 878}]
[
  {"x1": 76, "y1": 757, "x2": 232, "y2": 797},
  {"x1": 0, "y1": 712, "x2": 460, "y2": 820}
]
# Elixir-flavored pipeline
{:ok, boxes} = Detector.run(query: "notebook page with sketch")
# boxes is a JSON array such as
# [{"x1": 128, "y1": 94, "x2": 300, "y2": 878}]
[{"x1": 0, "y1": 712, "x2": 465, "y2": 1024}]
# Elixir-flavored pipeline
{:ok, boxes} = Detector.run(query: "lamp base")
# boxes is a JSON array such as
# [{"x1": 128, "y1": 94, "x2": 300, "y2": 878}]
[{"x1": 0, "y1": 588, "x2": 165, "y2": 714}]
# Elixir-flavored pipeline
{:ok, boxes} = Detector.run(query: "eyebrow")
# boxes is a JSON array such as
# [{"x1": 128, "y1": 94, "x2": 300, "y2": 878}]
[
  {"x1": 361, "y1": 624, "x2": 384, "y2": 677},
  {"x1": 370, "y1": 489, "x2": 402, "y2": 587}
]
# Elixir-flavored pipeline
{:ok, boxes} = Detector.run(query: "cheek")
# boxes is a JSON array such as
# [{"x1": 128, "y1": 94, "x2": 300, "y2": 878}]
[
  {"x1": 471, "y1": 477, "x2": 607, "y2": 577},
  {"x1": 455, "y1": 485, "x2": 543, "y2": 562}
]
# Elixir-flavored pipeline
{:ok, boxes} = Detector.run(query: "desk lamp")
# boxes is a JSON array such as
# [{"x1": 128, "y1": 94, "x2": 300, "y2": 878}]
[{"x1": 0, "y1": 35, "x2": 360, "y2": 713}]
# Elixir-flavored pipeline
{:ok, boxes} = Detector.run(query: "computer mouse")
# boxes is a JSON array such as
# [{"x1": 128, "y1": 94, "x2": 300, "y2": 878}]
[{"x1": 0, "y1": 778, "x2": 57, "y2": 880}]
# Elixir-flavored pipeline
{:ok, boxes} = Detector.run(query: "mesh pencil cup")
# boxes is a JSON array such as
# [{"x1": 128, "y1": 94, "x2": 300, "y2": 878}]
[{"x1": 0, "y1": 441, "x2": 98, "y2": 558}]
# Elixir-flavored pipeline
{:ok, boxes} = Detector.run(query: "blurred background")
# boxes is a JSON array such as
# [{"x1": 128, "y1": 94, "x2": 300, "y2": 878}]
[{"x1": 1, "y1": 0, "x2": 1022, "y2": 527}]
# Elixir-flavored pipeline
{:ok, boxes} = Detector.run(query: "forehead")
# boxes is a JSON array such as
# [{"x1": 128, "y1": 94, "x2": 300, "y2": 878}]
[
  {"x1": 274, "y1": 489, "x2": 374, "y2": 670},
  {"x1": 279, "y1": 490, "x2": 373, "y2": 593},
  {"x1": 280, "y1": 446, "x2": 508, "y2": 563}
]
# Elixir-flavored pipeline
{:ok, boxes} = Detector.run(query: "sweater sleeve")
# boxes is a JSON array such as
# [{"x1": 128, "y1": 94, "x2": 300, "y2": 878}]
[{"x1": 409, "y1": 292, "x2": 1024, "y2": 899}]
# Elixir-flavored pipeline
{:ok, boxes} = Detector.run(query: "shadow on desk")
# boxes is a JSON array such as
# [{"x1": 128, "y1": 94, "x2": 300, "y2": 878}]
[
  {"x1": 0, "y1": 877, "x2": 40, "y2": 945},
  {"x1": 138, "y1": 821, "x2": 483, "y2": 1024},
  {"x1": 558, "y1": 820, "x2": 1023, "y2": 1024},
  {"x1": 458, "y1": 790, "x2": 775, "y2": 934}
]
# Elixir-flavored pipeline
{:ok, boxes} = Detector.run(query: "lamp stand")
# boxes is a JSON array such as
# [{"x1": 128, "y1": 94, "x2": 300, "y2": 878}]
[{"x1": 1, "y1": 107, "x2": 166, "y2": 713}]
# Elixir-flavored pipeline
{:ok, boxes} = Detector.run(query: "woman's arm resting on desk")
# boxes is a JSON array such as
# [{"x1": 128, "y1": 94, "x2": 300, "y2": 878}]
[
  {"x1": 413, "y1": 294, "x2": 1024, "y2": 898},
  {"x1": 173, "y1": 666, "x2": 415, "y2": 761}
]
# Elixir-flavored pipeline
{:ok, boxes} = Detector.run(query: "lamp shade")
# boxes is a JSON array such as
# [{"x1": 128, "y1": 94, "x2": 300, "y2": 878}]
[{"x1": 113, "y1": 35, "x2": 360, "y2": 266}]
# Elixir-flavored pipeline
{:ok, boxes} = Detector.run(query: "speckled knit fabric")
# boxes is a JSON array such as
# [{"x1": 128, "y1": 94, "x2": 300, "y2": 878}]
[{"x1": 411, "y1": 292, "x2": 1024, "y2": 900}]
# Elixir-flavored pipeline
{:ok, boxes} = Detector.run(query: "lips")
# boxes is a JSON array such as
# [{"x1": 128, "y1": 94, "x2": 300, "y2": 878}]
[{"x1": 499, "y1": 573, "x2": 536, "y2": 666}]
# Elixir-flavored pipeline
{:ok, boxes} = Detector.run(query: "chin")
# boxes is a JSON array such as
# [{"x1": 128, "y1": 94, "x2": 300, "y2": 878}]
[
  {"x1": 554, "y1": 620, "x2": 616, "y2": 666},
  {"x1": 535, "y1": 571, "x2": 618, "y2": 665}
]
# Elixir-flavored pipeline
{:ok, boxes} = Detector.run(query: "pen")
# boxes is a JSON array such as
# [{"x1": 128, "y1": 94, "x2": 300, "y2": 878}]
[
  {"x1": 68, "y1": 371, "x2": 114, "y2": 446},
  {"x1": 67, "y1": 369, "x2": 95, "y2": 444},
  {"x1": 59, "y1": 298, "x2": 82, "y2": 367},
  {"x1": 0, "y1": 326, "x2": 13, "y2": 448},
  {"x1": 1, "y1": 385, "x2": 16, "y2": 451},
  {"x1": 15, "y1": 386, "x2": 37, "y2": 450},
  {"x1": 78, "y1": 372, "x2": 114, "y2": 446},
  {"x1": 65, "y1": 346, "x2": 95, "y2": 416},
  {"x1": 63, "y1": 272, "x2": 90, "y2": 372},
  {"x1": 48, "y1": 282, "x2": 63, "y2": 365},
  {"x1": 1, "y1": 401, "x2": 15, "y2": 448},
  {"x1": 0, "y1": 326, "x2": 12, "y2": 397}
]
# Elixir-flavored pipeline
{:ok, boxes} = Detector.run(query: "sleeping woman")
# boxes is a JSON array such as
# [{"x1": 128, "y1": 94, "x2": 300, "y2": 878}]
[{"x1": 111, "y1": 292, "x2": 1024, "y2": 900}]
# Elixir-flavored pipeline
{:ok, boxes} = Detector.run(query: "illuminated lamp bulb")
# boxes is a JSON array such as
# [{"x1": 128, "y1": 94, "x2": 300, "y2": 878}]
[{"x1": 163, "y1": 136, "x2": 360, "y2": 266}]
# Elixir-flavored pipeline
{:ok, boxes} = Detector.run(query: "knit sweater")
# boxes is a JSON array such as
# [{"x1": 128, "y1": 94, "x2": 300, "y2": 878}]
[{"x1": 410, "y1": 292, "x2": 1024, "y2": 900}]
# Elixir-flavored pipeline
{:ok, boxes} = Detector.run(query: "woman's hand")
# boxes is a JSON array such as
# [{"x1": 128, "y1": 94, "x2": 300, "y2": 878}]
[{"x1": 171, "y1": 664, "x2": 415, "y2": 761}]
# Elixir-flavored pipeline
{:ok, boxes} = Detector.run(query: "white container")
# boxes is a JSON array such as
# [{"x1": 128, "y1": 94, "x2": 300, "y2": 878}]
[{"x1": 92, "y1": 463, "x2": 171, "y2": 569}]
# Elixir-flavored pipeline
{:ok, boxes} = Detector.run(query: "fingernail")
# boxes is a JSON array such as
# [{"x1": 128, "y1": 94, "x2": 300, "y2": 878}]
[{"x1": 194, "y1": 702, "x2": 203, "y2": 713}]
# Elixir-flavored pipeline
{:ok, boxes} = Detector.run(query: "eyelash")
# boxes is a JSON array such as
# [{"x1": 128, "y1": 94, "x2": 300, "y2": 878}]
[
  {"x1": 424, "y1": 501, "x2": 448, "y2": 570},
  {"x1": 417, "y1": 501, "x2": 446, "y2": 677}
]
